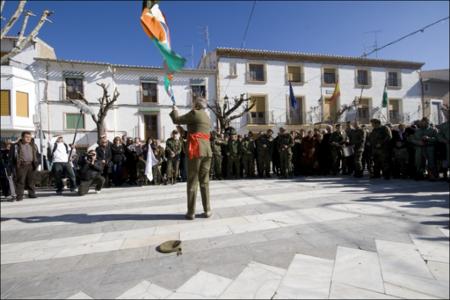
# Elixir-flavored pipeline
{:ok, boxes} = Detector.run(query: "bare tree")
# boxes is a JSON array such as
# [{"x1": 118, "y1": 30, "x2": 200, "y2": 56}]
[
  {"x1": 0, "y1": 0, "x2": 52, "y2": 65},
  {"x1": 207, "y1": 94, "x2": 256, "y2": 132},
  {"x1": 74, "y1": 83, "x2": 120, "y2": 141}
]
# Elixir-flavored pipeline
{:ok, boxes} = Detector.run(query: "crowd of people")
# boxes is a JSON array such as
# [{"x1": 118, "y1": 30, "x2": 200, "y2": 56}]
[{"x1": 0, "y1": 116, "x2": 448, "y2": 202}]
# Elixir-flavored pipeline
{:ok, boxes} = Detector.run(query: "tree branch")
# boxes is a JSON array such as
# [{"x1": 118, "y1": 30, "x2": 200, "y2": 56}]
[
  {"x1": 0, "y1": 0, "x2": 26, "y2": 39},
  {"x1": 0, "y1": 9, "x2": 52, "y2": 65},
  {"x1": 1, "y1": 0, "x2": 6, "y2": 19},
  {"x1": 225, "y1": 94, "x2": 248, "y2": 117},
  {"x1": 229, "y1": 100, "x2": 256, "y2": 121},
  {"x1": 17, "y1": 10, "x2": 34, "y2": 43}
]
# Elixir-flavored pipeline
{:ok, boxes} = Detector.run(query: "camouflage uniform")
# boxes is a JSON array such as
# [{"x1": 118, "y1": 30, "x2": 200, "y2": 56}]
[
  {"x1": 152, "y1": 145, "x2": 165, "y2": 185},
  {"x1": 369, "y1": 122, "x2": 392, "y2": 179},
  {"x1": 240, "y1": 137, "x2": 255, "y2": 178},
  {"x1": 410, "y1": 123, "x2": 438, "y2": 179},
  {"x1": 277, "y1": 131, "x2": 294, "y2": 178},
  {"x1": 256, "y1": 133, "x2": 273, "y2": 177},
  {"x1": 227, "y1": 138, "x2": 241, "y2": 179},
  {"x1": 165, "y1": 137, "x2": 182, "y2": 184},
  {"x1": 348, "y1": 127, "x2": 367, "y2": 177},
  {"x1": 329, "y1": 128, "x2": 345, "y2": 175},
  {"x1": 210, "y1": 135, "x2": 225, "y2": 180}
]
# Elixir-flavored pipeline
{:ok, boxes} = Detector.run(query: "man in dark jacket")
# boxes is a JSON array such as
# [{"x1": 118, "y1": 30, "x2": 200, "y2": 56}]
[
  {"x1": 96, "y1": 139, "x2": 112, "y2": 187},
  {"x1": 9, "y1": 132, "x2": 40, "y2": 201},
  {"x1": 78, "y1": 150, "x2": 105, "y2": 196}
]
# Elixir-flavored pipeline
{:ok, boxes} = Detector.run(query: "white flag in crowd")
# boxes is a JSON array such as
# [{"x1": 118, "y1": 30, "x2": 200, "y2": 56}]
[{"x1": 145, "y1": 143, "x2": 159, "y2": 182}]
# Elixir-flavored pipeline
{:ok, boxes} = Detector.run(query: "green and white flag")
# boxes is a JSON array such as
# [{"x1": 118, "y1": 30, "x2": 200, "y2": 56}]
[{"x1": 382, "y1": 82, "x2": 388, "y2": 108}]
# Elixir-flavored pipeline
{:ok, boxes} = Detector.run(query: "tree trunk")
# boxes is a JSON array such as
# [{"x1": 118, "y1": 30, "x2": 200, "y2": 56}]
[{"x1": 96, "y1": 120, "x2": 105, "y2": 142}]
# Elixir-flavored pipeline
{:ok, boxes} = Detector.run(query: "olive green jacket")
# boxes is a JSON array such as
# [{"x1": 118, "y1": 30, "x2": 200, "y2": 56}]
[{"x1": 170, "y1": 109, "x2": 212, "y2": 157}]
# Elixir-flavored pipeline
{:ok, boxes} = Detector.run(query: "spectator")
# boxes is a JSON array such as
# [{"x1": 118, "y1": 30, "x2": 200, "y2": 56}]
[
  {"x1": 78, "y1": 150, "x2": 105, "y2": 196},
  {"x1": 51, "y1": 136, "x2": 77, "y2": 195}
]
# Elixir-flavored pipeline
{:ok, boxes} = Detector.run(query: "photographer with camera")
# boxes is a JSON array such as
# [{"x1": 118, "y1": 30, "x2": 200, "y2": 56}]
[{"x1": 77, "y1": 150, "x2": 105, "y2": 196}]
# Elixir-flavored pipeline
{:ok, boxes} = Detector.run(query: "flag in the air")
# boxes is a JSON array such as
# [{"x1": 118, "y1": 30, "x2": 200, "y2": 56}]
[
  {"x1": 329, "y1": 81, "x2": 340, "y2": 103},
  {"x1": 145, "y1": 143, "x2": 160, "y2": 182},
  {"x1": 289, "y1": 81, "x2": 298, "y2": 110},
  {"x1": 382, "y1": 81, "x2": 388, "y2": 108},
  {"x1": 140, "y1": 0, "x2": 186, "y2": 103}
]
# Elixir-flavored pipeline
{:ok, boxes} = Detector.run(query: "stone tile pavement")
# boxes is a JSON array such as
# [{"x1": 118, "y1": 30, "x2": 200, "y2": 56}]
[{"x1": 1, "y1": 177, "x2": 449, "y2": 299}]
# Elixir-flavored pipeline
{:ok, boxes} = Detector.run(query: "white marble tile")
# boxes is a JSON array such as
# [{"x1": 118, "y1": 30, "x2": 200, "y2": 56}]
[
  {"x1": 332, "y1": 246, "x2": 384, "y2": 293},
  {"x1": 329, "y1": 282, "x2": 397, "y2": 299},
  {"x1": 411, "y1": 236, "x2": 449, "y2": 263},
  {"x1": 180, "y1": 226, "x2": 233, "y2": 241},
  {"x1": 383, "y1": 271, "x2": 449, "y2": 299},
  {"x1": 169, "y1": 271, "x2": 231, "y2": 299},
  {"x1": 228, "y1": 220, "x2": 280, "y2": 234},
  {"x1": 376, "y1": 240, "x2": 434, "y2": 279},
  {"x1": 275, "y1": 254, "x2": 334, "y2": 299},
  {"x1": 426, "y1": 260, "x2": 450, "y2": 282},
  {"x1": 67, "y1": 291, "x2": 93, "y2": 299},
  {"x1": 220, "y1": 262, "x2": 286, "y2": 299},
  {"x1": 117, "y1": 280, "x2": 172, "y2": 299},
  {"x1": 439, "y1": 228, "x2": 449, "y2": 238},
  {"x1": 384, "y1": 283, "x2": 439, "y2": 299}
]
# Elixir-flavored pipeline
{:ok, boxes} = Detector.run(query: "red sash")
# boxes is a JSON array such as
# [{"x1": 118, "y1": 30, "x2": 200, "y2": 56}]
[{"x1": 187, "y1": 132, "x2": 210, "y2": 160}]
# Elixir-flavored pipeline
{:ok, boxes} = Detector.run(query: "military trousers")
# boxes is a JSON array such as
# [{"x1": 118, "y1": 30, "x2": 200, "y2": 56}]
[
  {"x1": 227, "y1": 156, "x2": 240, "y2": 178},
  {"x1": 415, "y1": 146, "x2": 437, "y2": 177},
  {"x1": 393, "y1": 148, "x2": 409, "y2": 178},
  {"x1": 211, "y1": 154, "x2": 223, "y2": 179},
  {"x1": 353, "y1": 149, "x2": 364, "y2": 175},
  {"x1": 331, "y1": 148, "x2": 342, "y2": 175},
  {"x1": 279, "y1": 150, "x2": 291, "y2": 177},
  {"x1": 242, "y1": 155, "x2": 255, "y2": 177},
  {"x1": 257, "y1": 153, "x2": 271, "y2": 177},
  {"x1": 166, "y1": 157, "x2": 180, "y2": 182},
  {"x1": 186, "y1": 157, "x2": 211, "y2": 216},
  {"x1": 372, "y1": 148, "x2": 390, "y2": 178}
]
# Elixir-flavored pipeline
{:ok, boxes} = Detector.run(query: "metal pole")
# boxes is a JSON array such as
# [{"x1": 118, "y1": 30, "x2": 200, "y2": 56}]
[{"x1": 68, "y1": 109, "x2": 83, "y2": 163}]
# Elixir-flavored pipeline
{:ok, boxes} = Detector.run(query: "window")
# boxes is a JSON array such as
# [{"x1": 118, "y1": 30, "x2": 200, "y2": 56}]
[
  {"x1": 388, "y1": 99, "x2": 401, "y2": 123},
  {"x1": 387, "y1": 71, "x2": 401, "y2": 88},
  {"x1": 191, "y1": 85, "x2": 206, "y2": 102},
  {"x1": 287, "y1": 66, "x2": 303, "y2": 83},
  {"x1": 229, "y1": 62, "x2": 237, "y2": 77},
  {"x1": 1, "y1": 90, "x2": 10, "y2": 116},
  {"x1": 141, "y1": 82, "x2": 158, "y2": 103},
  {"x1": 290, "y1": 96, "x2": 304, "y2": 124},
  {"x1": 144, "y1": 114, "x2": 158, "y2": 140},
  {"x1": 323, "y1": 68, "x2": 337, "y2": 85},
  {"x1": 16, "y1": 91, "x2": 29, "y2": 117},
  {"x1": 357, "y1": 98, "x2": 370, "y2": 124},
  {"x1": 356, "y1": 69, "x2": 371, "y2": 86},
  {"x1": 66, "y1": 113, "x2": 85, "y2": 129},
  {"x1": 65, "y1": 77, "x2": 84, "y2": 100},
  {"x1": 248, "y1": 63, "x2": 265, "y2": 82},
  {"x1": 249, "y1": 96, "x2": 266, "y2": 124},
  {"x1": 424, "y1": 83, "x2": 429, "y2": 92}
]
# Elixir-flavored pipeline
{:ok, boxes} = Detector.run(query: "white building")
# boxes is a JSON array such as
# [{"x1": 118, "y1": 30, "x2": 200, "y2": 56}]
[
  {"x1": 1, "y1": 36, "x2": 56, "y2": 143},
  {"x1": 30, "y1": 58, "x2": 216, "y2": 150},
  {"x1": 200, "y1": 47, "x2": 425, "y2": 133}
]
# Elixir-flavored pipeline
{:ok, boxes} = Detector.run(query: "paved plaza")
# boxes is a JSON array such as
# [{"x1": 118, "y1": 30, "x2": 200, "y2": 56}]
[{"x1": 1, "y1": 177, "x2": 449, "y2": 299}]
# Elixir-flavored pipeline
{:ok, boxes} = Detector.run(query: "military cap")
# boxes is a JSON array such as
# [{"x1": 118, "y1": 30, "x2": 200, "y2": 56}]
[{"x1": 157, "y1": 240, "x2": 182, "y2": 256}]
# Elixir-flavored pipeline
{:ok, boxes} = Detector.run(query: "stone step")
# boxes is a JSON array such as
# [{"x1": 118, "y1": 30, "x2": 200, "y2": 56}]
[
  {"x1": 331, "y1": 246, "x2": 384, "y2": 294},
  {"x1": 375, "y1": 239, "x2": 434, "y2": 279},
  {"x1": 274, "y1": 253, "x2": 334, "y2": 299},
  {"x1": 67, "y1": 291, "x2": 93, "y2": 299},
  {"x1": 219, "y1": 261, "x2": 286, "y2": 299},
  {"x1": 329, "y1": 282, "x2": 398, "y2": 299},
  {"x1": 410, "y1": 234, "x2": 449, "y2": 263},
  {"x1": 168, "y1": 271, "x2": 232, "y2": 299},
  {"x1": 116, "y1": 280, "x2": 172, "y2": 299}
]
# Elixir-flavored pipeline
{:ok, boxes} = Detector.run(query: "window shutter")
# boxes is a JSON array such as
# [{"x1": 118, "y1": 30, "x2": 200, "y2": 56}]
[
  {"x1": 16, "y1": 91, "x2": 29, "y2": 117},
  {"x1": 0, "y1": 90, "x2": 10, "y2": 116}
]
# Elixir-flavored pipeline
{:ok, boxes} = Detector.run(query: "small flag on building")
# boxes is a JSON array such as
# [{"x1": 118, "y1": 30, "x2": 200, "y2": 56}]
[
  {"x1": 145, "y1": 144, "x2": 160, "y2": 182},
  {"x1": 329, "y1": 81, "x2": 340, "y2": 103},
  {"x1": 289, "y1": 81, "x2": 298, "y2": 110},
  {"x1": 382, "y1": 81, "x2": 388, "y2": 108}
]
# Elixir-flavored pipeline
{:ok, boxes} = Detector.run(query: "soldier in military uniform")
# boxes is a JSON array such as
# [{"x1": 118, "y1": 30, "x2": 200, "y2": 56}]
[
  {"x1": 348, "y1": 121, "x2": 366, "y2": 178},
  {"x1": 256, "y1": 129, "x2": 273, "y2": 178},
  {"x1": 165, "y1": 130, "x2": 183, "y2": 185},
  {"x1": 437, "y1": 117, "x2": 449, "y2": 181},
  {"x1": 410, "y1": 117, "x2": 438, "y2": 180},
  {"x1": 343, "y1": 121, "x2": 354, "y2": 175},
  {"x1": 226, "y1": 131, "x2": 241, "y2": 179},
  {"x1": 210, "y1": 131, "x2": 225, "y2": 180},
  {"x1": 369, "y1": 119, "x2": 392, "y2": 180},
  {"x1": 151, "y1": 139, "x2": 165, "y2": 185},
  {"x1": 170, "y1": 98, "x2": 212, "y2": 220},
  {"x1": 277, "y1": 127, "x2": 294, "y2": 178},
  {"x1": 241, "y1": 132, "x2": 256, "y2": 178},
  {"x1": 329, "y1": 124, "x2": 345, "y2": 175}
]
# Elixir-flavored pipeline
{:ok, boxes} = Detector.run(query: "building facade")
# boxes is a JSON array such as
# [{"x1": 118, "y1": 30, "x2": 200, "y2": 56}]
[
  {"x1": 200, "y1": 48, "x2": 425, "y2": 133},
  {"x1": 421, "y1": 69, "x2": 449, "y2": 125}
]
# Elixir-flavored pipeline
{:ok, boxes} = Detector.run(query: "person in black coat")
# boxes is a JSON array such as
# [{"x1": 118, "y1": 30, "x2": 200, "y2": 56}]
[
  {"x1": 96, "y1": 138, "x2": 112, "y2": 187},
  {"x1": 111, "y1": 137, "x2": 126, "y2": 186},
  {"x1": 77, "y1": 150, "x2": 105, "y2": 196}
]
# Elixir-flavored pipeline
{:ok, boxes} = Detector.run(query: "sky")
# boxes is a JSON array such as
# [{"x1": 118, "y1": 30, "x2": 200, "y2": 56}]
[{"x1": 2, "y1": 1, "x2": 449, "y2": 70}]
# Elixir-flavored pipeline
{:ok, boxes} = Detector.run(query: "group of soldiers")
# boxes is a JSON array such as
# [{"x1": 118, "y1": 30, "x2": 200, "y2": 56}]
[{"x1": 207, "y1": 117, "x2": 449, "y2": 182}]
